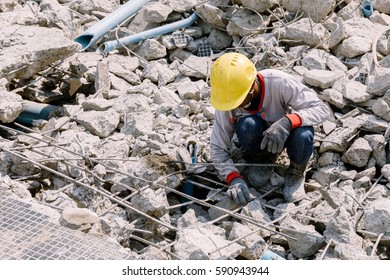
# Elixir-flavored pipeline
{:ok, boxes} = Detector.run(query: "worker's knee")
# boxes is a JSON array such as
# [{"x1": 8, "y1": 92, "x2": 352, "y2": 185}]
[
  {"x1": 286, "y1": 126, "x2": 314, "y2": 164},
  {"x1": 236, "y1": 115, "x2": 267, "y2": 151}
]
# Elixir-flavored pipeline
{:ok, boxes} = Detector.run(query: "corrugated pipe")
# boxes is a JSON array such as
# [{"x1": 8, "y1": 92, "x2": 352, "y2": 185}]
[
  {"x1": 16, "y1": 101, "x2": 57, "y2": 125},
  {"x1": 74, "y1": 0, "x2": 152, "y2": 51},
  {"x1": 97, "y1": 13, "x2": 198, "y2": 54}
]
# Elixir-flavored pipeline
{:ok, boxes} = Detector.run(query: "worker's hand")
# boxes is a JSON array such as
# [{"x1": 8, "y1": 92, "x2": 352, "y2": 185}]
[
  {"x1": 260, "y1": 117, "x2": 292, "y2": 154},
  {"x1": 227, "y1": 178, "x2": 251, "y2": 205}
]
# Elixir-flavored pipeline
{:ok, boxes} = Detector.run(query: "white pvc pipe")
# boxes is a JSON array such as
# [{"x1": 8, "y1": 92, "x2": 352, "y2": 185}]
[
  {"x1": 74, "y1": 0, "x2": 152, "y2": 51},
  {"x1": 97, "y1": 13, "x2": 198, "y2": 54}
]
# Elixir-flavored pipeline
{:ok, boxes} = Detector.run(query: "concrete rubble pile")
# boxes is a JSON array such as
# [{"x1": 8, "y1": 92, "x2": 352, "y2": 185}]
[{"x1": 1, "y1": 0, "x2": 390, "y2": 260}]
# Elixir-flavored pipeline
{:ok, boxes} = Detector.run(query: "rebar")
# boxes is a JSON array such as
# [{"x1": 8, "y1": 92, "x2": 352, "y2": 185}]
[
  {"x1": 319, "y1": 239, "x2": 334, "y2": 260},
  {"x1": 0, "y1": 146, "x2": 177, "y2": 231},
  {"x1": 129, "y1": 234, "x2": 183, "y2": 260},
  {"x1": 370, "y1": 233, "x2": 384, "y2": 257},
  {"x1": 0, "y1": 123, "x2": 301, "y2": 257}
]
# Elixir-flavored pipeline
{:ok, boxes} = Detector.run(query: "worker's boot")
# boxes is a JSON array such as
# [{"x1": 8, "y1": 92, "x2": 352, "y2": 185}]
[{"x1": 283, "y1": 161, "x2": 307, "y2": 203}]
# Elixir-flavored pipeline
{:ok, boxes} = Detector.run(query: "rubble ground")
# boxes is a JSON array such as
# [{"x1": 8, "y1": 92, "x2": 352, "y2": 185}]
[{"x1": 1, "y1": 0, "x2": 390, "y2": 260}]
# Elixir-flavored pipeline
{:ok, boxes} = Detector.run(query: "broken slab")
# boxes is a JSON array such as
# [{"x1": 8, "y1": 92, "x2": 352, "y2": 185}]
[
  {"x1": 303, "y1": 69, "x2": 343, "y2": 89},
  {"x1": 339, "y1": 36, "x2": 373, "y2": 58},
  {"x1": 343, "y1": 18, "x2": 377, "y2": 40},
  {"x1": 240, "y1": 199, "x2": 273, "y2": 238},
  {"x1": 174, "y1": 209, "x2": 244, "y2": 259},
  {"x1": 143, "y1": 2, "x2": 173, "y2": 23},
  {"x1": 338, "y1": 0, "x2": 364, "y2": 20},
  {"x1": 322, "y1": 88, "x2": 348, "y2": 109},
  {"x1": 343, "y1": 80, "x2": 373, "y2": 103},
  {"x1": 372, "y1": 0, "x2": 390, "y2": 14},
  {"x1": 60, "y1": 207, "x2": 101, "y2": 233},
  {"x1": 0, "y1": 90, "x2": 23, "y2": 123},
  {"x1": 301, "y1": 49, "x2": 329, "y2": 70},
  {"x1": 319, "y1": 126, "x2": 359, "y2": 153},
  {"x1": 135, "y1": 39, "x2": 167, "y2": 61},
  {"x1": 280, "y1": 217, "x2": 325, "y2": 258},
  {"x1": 75, "y1": 108, "x2": 120, "y2": 138},
  {"x1": 130, "y1": 188, "x2": 168, "y2": 218},
  {"x1": 341, "y1": 137, "x2": 372, "y2": 167},
  {"x1": 106, "y1": 55, "x2": 141, "y2": 85},
  {"x1": 165, "y1": 0, "x2": 198, "y2": 13},
  {"x1": 319, "y1": 182, "x2": 357, "y2": 215},
  {"x1": 0, "y1": 25, "x2": 80, "y2": 80},
  {"x1": 178, "y1": 55, "x2": 211, "y2": 79},
  {"x1": 363, "y1": 198, "x2": 390, "y2": 235},
  {"x1": 281, "y1": 0, "x2": 335, "y2": 22},
  {"x1": 229, "y1": 222, "x2": 266, "y2": 260},
  {"x1": 367, "y1": 69, "x2": 390, "y2": 96},
  {"x1": 195, "y1": 4, "x2": 226, "y2": 30},
  {"x1": 334, "y1": 243, "x2": 378, "y2": 260},
  {"x1": 364, "y1": 134, "x2": 386, "y2": 167},
  {"x1": 142, "y1": 60, "x2": 177, "y2": 86},
  {"x1": 323, "y1": 206, "x2": 363, "y2": 246},
  {"x1": 273, "y1": 18, "x2": 330, "y2": 49},
  {"x1": 226, "y1": 8, "x2": 268, "y2": 37}
]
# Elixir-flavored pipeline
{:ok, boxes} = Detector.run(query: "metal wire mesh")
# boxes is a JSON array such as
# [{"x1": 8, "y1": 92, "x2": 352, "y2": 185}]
[
  {"x1": 0, "y1": 123, "x2": 306, "y2": 260},
  {"x1": 197, "y1": 40, "x2": 212, "y2": 57},
  {"x1": 0, "y1": 197, "x2": 135, "y2": 260},
  {"x1": 172, "y1": 32, "x2": 189, "y2": 48}
]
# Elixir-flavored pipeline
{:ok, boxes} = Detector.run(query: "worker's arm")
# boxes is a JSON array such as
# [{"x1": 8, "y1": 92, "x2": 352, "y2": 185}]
[
  {"x1": 265, "y1": 69, "x2": 330, "y2": 128},
  {"x1": 210, "y1": 110, "x2": 240, "y2": 182},
  {"x1": 277, "y1": 72, "x2": 330, "y2": 128}
]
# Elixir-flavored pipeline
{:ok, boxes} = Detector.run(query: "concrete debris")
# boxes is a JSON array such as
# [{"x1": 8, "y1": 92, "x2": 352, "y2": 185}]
[
  {"x1": 60, "y1": 207, "x2": 101, "y2": 234},
  {"x1": 229, "y1": 222, "x2": 267, "y2": 260},
  {"x1": 0, "y1": 25, "x2": 80, "y2": 80},
  {"x1": 281, "y1": 216, "x2": 325, "y2": 258},
  {"x1": 0, "y1": 0, "x2": 389, "y2": 261},
  {"x1": 0, "y1": 90, "x2": 23, "y2": 123},
  {"x1": 363, "y1": 198, "x2": 390, "y2": 235}
]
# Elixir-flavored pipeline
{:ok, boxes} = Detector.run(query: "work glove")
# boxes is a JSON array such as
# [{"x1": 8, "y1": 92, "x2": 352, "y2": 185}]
[
  {"x1": 227, "y1": 177, "x2": 251, "y2": 205},
  {"x1": 260, "y1": 117, "x2": 292, "y2": 154}
]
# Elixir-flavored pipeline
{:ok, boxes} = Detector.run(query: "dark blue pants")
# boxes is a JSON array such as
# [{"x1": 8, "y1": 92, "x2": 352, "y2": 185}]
[{"x1": 236, "y1": 115, "x2": 314, "y2": 164}]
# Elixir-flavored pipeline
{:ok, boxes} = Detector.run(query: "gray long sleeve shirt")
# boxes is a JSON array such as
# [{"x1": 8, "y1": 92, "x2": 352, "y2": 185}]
[{"x1": 210, "y1": 69, "x2": 330, "y2": 181}]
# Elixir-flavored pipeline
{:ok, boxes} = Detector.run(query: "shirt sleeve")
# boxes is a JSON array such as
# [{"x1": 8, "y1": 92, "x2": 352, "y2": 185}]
[
  {"x1": 210, "y1": 110, "x2": 239, "y2": 181},
  {"x1": 278, "y1": 73, "x2": 330, "y2": 126}
]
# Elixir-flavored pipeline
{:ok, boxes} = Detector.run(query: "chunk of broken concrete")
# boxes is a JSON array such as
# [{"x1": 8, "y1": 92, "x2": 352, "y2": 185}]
[
  {"x1": 0, "y1": 25, "x2": 80, "y2": 80},
  {"x1": 174, "y1": 209, "x2": 244, "y2": 259},
  {"x1": 60, "y1": 207, "x2": 101, "y2": 233},
  {"x1": 363, "y1": 198, "x2": 390, "y2": 235},
  {"x1": 341, "y1": 137, "x2": 372, "y2": 167},
  {"x1": 75, "y1": 108, "x2": 120, "y2": 138},
  {"x1": 280, "y1": 217, "x2": 325, "y2": 258}
]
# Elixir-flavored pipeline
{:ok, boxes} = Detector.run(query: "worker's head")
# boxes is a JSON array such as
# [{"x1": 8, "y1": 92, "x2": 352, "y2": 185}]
[{"x1": 210, "y1": 52, "x2": 257, "y2": 111}]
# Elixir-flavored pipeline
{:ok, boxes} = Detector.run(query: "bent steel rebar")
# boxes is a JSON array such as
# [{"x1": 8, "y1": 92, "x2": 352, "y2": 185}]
[
  {"x1": 74, "y1": 0, "x2": 152, "y2": 51},
  {"x1": 97, "y1": 13, "x2": 198, "y2": 54}
]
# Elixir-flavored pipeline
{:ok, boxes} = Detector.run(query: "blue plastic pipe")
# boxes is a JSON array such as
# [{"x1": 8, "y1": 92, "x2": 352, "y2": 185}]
[
  {"x1": 362, "y1": 0, "x2": 373, "y2": 18},
  {"x1": 97, "y1": 13, "x2": 198, "y2": 54},
  {"x1": 74, "y1": 0, "x2": 152, "y2": 51},
  {"x1": 16, "y1": 101, "x2": 57, "y2": 125},
  {"x1": 260, "y1": 250, "x2": 286, "y2": 260}
]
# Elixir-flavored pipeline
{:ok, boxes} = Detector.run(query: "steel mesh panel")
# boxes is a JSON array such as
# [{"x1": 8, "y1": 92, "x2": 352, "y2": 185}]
[
  {"x1": 172, "y1": 32, "x2": 188, "y2": 48},
  {"x1": 197, "y1": 40, "x2": 212, "y2": 57},
  {"x1": 0, "y1": 197, "x2": 134, "y2": 260}
]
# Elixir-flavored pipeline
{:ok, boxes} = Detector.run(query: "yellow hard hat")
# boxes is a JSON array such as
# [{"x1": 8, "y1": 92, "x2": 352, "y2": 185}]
[{"x1": 210, "y1": 53, "x2": 257, "y2": 111}]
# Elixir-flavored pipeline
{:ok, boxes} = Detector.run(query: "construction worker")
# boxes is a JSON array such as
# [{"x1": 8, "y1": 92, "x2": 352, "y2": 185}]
[{"x1": 209, "y1": 52, "x2": 330, "y2": 205}]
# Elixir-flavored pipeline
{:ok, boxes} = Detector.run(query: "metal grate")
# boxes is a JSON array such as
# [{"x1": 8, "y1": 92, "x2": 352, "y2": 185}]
[
  {"x1": 0, "y1": 197, "x2": 135, "y2": 260},
  {"x1": 172, "y1": 32, "x2": 189, "y2": 48},
  {"x1": 355, "y1": 72, "x2": 368, "y2": 84},
  {"x1": 197, "y1": 40, "x2": 212, "y2": 57}
]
